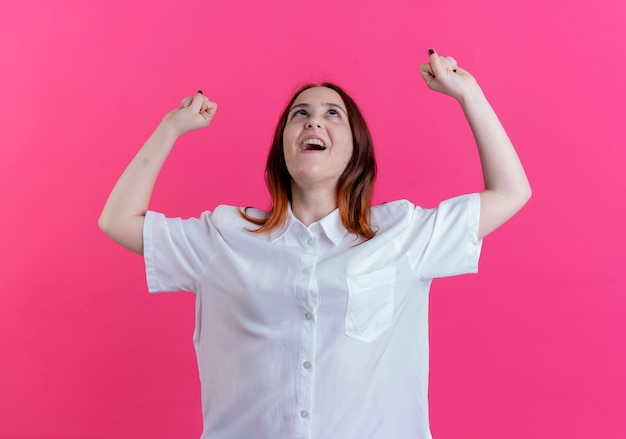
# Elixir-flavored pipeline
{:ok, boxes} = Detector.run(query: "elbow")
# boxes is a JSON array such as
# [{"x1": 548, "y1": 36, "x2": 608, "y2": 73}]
[
  {"x1": 489, "y1": 180, "x2": 532, "y2": 211},
  {"x1": 509, "y1": 174, "x2": 532, "y2": 210},
  {"x1": 98, "y1": 215, "x2": 109, "y2": 236},
  {"x1": 517, "y1": 183, "x2": 532, "y2": 208},
  {"x1": 96, "y1": 212, "x2": 145, "y2": 256},
  {"x1": 510, "y1": 183, "x2": 532, "y2": 215},
  {"x1": 98, "y1": 212, "x2": 114, "y2": 237},
  {"x1": 521, "y1": 180, "x2": 532, "y2": 207}
]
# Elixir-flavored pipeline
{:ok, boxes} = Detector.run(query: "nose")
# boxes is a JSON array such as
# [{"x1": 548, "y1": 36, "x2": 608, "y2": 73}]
[{"x1": 305, "y1": 118, "x2": 321, "y2": 129}]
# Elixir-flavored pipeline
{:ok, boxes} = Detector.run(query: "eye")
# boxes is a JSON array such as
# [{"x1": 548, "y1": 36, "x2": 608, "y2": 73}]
[
  {"x1": 327, "y1": 109, "x2": 339, "y2": 117},
  {"x1": 291, "y1": 109, "x2": 308, "y2": 118}
]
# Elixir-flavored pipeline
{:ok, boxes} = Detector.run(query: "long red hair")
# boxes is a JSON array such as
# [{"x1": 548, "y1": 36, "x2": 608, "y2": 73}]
[{"x1": 240, "y1": 83, "x2": 377, "y2": 239}]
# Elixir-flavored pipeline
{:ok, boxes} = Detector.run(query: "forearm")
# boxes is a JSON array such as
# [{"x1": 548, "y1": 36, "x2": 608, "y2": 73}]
[
  {"x1": 459, "y1": 87, "x2": 532, "y2": 238},
  {"x1": 461, "y1": 88, "x2": 529, "y2": 194},
  {"x1": 420, "y1": 50, "x2": 532, "y2": 237},
  {"x1": 99, "y1": 92, "x2": 216, "y2": 254},
  {"x1": 98, "y1": 123, "x2": 178, "y2": 254}
]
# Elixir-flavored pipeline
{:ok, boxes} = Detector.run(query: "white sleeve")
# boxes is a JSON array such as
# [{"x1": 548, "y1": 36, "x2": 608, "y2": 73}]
[
  {"x1": 410, "y1": 193, "x2": 482, "y2": 280},
  {"x1": 143, "y1": 210, "x2": 217, "y2": 293}
]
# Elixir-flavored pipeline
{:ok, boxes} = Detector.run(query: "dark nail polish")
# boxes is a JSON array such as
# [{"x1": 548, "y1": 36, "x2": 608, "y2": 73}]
[
  {"x1": 428, "y1": 49, "x2": 435, "y2": 55},
  {"x1": 197, "y1": 90, "x2": 203, "y2": 95}
]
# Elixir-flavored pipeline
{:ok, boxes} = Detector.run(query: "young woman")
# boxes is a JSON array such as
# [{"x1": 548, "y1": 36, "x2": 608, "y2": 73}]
[{"x1": 99, "y1": 50, "x2": 531, "y2": 439}]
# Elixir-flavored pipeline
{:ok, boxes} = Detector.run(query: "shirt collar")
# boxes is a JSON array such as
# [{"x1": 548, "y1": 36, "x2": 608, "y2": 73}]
[{"x1": 269, "y1": 205, "x2": 348, "y2": 246}]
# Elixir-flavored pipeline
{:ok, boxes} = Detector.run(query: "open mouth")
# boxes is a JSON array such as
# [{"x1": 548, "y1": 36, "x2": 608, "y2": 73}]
[{"x1": 302, "y1": 138, "x2": 327, "y2": 151}]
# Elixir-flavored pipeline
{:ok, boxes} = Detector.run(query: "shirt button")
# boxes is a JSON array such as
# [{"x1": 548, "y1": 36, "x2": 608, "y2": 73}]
[
  {"x1": 305, "y1": 312, "x2": 313, "y2": 320},
  {"x1": 307, "y1": 237, "x2": 317, "y2": 246},
  {"x1": 303, "y1": 361, "x2": 312, "y2": 369},
  {"x1": 302, "y1": 266, "x2": 311, "y2": 275},
  {"x1": 300, "y1": 410, "x2": 309, "y2": 418}
]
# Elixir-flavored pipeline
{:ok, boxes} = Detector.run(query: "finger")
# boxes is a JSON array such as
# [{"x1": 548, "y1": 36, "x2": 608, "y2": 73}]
[
  {"x1": 181, "y1": 96, "x2": 193, "y2": 107},
  {"x1": 453, "y1": 66, "x2": 468, "y2": 76},
  {"x1": 438, "y1": 56, "x2": 457, "y2": 73},
  {"x1": 189, "y1": 93, "x2": 206, "y2": 113},
  {"x1": 185, "y1": 90, "x2": 206, "y2": 110},
  {"x1": 203, "y1": 100, "x2": 218, "y2": 115},
  {"x1": 446, "y1": 56, "x2": 458, "y2": 72},
  {"x1": 206, "y1": 101, "x2": 218, "y2": 113},
  {"x1": 198, "y1": 98, "x2": 218, "y2": 120},
  {"x1": 428, "y1": 48, "x2": 446, "y2": 78},
  {"x1": 419, "y1": 62, "x2": 435, "y2": 83},
  {"x1": 199, "y1": 96, "x2": 209, "y2": 112}
]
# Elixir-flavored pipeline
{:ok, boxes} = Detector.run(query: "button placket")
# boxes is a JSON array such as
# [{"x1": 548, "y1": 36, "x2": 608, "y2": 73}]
[{"x1": 294, "y1": 228, "x2": 320, "y2": 438}]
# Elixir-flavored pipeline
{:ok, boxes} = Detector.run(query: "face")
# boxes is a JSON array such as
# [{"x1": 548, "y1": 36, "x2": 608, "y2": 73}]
[{"x1": 283, "y1": 87, "x2": 353, "y2": 192}]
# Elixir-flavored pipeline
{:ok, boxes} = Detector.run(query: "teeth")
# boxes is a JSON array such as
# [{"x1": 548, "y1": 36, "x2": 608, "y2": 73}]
[
  {"x1": 302, "y1": 138, "x2": 326, "y2": 150},
  {"x1": 304, "y1": 138, "x2": 325, "y2": 146}
]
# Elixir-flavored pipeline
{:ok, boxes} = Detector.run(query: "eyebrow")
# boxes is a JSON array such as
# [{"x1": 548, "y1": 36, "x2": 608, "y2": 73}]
[{"x1": 289, "y1": 102, "x2": 348, "y2": 116}]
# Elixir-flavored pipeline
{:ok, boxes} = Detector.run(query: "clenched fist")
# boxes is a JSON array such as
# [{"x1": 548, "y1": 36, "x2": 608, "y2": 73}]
[
  {"x1": 161, "y1": 91, "x2": 218, "y2": 139},
  {"x1": 420, "y1": 50, "x2": 480, "y2": 102}
]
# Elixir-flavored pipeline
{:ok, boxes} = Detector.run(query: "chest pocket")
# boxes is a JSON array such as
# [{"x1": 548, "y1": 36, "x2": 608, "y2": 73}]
[{"x1": 345, "y1": 266, "x2": 395, "y2": 343}]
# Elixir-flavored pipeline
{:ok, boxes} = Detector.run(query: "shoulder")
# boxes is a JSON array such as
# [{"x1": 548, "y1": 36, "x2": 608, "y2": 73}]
[
  {"x1": 371, "y1": 199, "x2": 415, "y2": 216},
  {"x1": 371, "y1": 195, "x2": 479, "y2": 217},
  {"x1": 148, "y1": 205, "x2": 269, "y2": 232},
  {"x1": 370, "y1": 200, "x2": 418, "y2": 232},
  {"x1": 370, "y1": 194, "x2": 479, "y2": 233},
  {"x1": 212, "y1": 205, "x2": 269, "y2": 225},
  {"x1": 207, "y1": 205, "x2": 271, "y2": 239}
]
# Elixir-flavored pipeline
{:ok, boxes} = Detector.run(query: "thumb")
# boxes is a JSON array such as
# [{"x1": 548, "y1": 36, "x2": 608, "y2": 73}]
[
  {"x1": 427, "y1": 48, "x2": 445, "y2": 78},
  {"x1": 189, "y1": 91, "x2": 206, "y2": 114}
]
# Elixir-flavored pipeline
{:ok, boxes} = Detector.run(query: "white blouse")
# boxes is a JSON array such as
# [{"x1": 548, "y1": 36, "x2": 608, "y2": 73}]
[{"x1": 143, "y1": 193, "x2": 482, "y2": 439}]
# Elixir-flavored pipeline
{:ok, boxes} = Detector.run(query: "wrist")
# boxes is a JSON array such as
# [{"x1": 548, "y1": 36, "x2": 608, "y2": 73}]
[
  {"x1": 457, "y1": 83, "x2": 486, "y2": 108},
  {"x1": 154, "y1": 120, "x2": 182, "y2": 144}
]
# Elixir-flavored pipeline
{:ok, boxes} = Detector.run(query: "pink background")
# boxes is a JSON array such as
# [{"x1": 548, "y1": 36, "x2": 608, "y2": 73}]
[{"x1": 1, "y1": 0, "x2": 624, "y2": 438}]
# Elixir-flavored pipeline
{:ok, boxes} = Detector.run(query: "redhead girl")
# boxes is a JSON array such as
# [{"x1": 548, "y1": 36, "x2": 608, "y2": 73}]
[{"x1": 99, "y1": 50, "x2": 530, "y2": 439}]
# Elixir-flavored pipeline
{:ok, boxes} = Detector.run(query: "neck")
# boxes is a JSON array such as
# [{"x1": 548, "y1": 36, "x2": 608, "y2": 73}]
[{"x1": 290, "y1": 185, "x2": 337, "y2": 226}]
